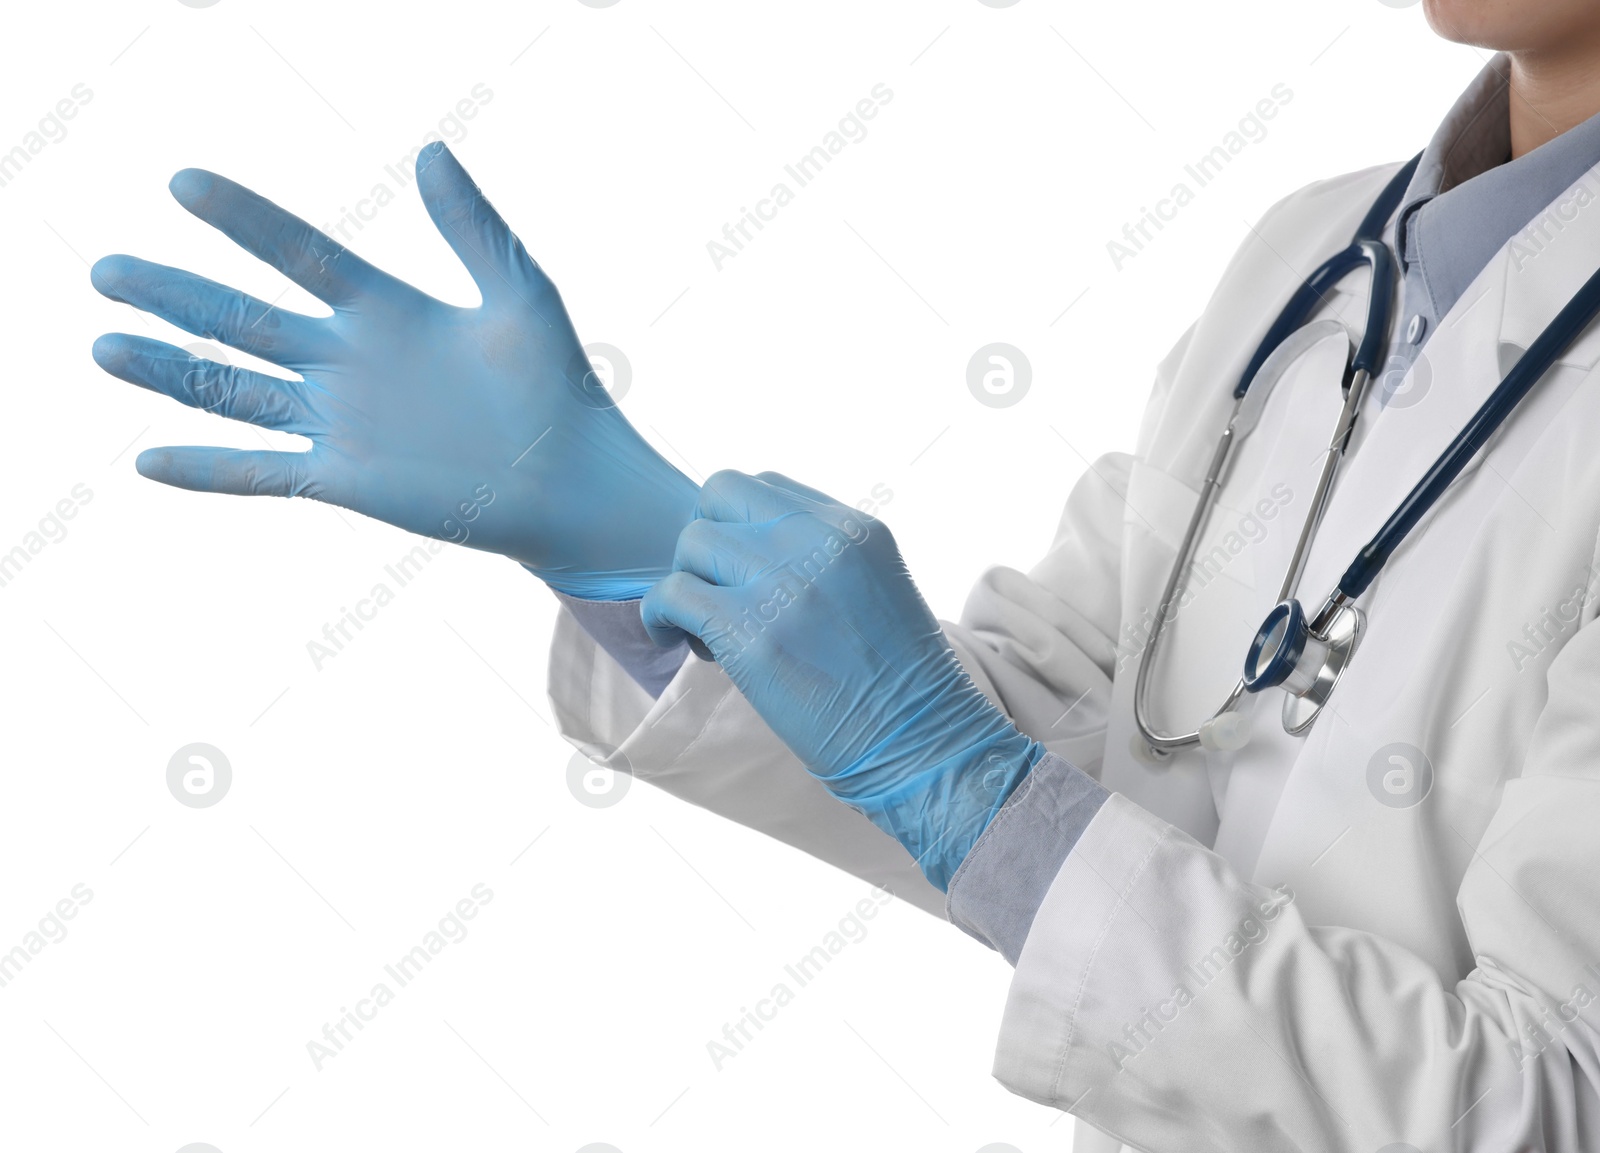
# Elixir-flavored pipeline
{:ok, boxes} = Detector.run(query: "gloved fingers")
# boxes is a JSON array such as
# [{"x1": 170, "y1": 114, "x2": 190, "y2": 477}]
[
  {"x1": 672, "y1": 518, "x2": 769, "y2": 588},
  {"x1": 90, "y1": 255, "x2": 333, "y2": 370},
  {"x1": 168, "y1": 168, "x2": 385, "y2": 309},
  {"x1": 134, "y1": 445, "x2": 322, "y2": 499},
  {"x1": 697, "y1": 469, "x2": 817, "y2": 525},
  {"x1": 752, "y1": 470, "x2": 843, "y2": 508},
  {"x1": 750, "y1": 469, "x2": 878, "y2": 538},
  {"x1": 414, "y1": 142, "x2": 557, "y2": 315},
  {"x1": 641, "y1": 569, "x2": 731, "y2": 654},
  {"x1": 92, "y1": 333, "x2": 319, "y2": 434}
]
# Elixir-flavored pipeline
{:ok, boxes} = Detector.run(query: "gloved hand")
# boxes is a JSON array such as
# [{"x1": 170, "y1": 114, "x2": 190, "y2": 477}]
[
  {"x1": 641, "y1": 470, "x2": 1044, "y2": 890},
  {"x1": 90, "y1": 142, "x2": 698, "y2": 600}
]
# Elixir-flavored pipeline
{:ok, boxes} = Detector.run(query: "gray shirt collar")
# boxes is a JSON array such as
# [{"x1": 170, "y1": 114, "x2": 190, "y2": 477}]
[{"x1": 1397, "y1": 52, "x2": 1600, "y2": 321}]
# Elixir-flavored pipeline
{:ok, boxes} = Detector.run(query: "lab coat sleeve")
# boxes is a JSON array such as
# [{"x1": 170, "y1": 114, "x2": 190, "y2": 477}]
[
  {"x1": 986, "y1": 618, "x2": 1600, "y2": 1152},
  {"x1": 548, "y1": 597, "x2": 949, "y2": 915}
]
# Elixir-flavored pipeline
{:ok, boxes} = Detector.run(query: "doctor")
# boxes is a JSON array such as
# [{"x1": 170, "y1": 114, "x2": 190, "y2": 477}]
[{"x1": 84, "y1": 2, "x2": 1600, "y2": 1151}]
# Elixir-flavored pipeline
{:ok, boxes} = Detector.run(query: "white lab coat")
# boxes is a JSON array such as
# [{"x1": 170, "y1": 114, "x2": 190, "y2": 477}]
[{"x1": 548, "y1": 157, "x2": 1600, "y2": 1152}]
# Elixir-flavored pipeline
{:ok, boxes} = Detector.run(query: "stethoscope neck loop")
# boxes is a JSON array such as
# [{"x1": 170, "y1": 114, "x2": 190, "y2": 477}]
[
  {"x1": 1230, "y1": 154, "x2": 1419, "y2": 404},
  {"x1": 1348, "y1": 243, "x2": 1395, "y2": 379},
  {"x1": 1354, "y1": 152, "x2": 1422, "y2": 243},
  {"x1": 1340, "y1": 258, "x2": 1600, "y2": 600}
]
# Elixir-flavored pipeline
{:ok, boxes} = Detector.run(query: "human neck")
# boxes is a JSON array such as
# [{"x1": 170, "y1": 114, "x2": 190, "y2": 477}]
[{"x1": 1508, "y1": 46, "x2": 1600, "y2": 158}]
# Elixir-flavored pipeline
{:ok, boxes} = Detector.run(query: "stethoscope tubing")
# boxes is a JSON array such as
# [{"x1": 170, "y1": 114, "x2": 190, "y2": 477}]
[
  {"x1": 1230, "y1": 152, "x2": 1419, "y2": 401},
  {"x1": 1132, "y1": 152, "x2": 1600, "y2": 754},
  {"x1": 1338, "y1": 259, "x2": 1600, "y2": 599}
]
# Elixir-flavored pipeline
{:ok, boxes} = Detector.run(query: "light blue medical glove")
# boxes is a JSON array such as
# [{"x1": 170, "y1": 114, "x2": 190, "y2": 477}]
[
  {"x1": 641, "y1": 470, "x2": 1045, "y2": 890},
  {"x1": 89, "y1": 142, "x2": 698, "y2": 600}
]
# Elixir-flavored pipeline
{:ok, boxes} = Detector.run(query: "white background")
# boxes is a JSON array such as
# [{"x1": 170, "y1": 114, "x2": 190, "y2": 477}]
[{"x1": 0, "y1": 2, "x2": 1481, "y2": 1151}]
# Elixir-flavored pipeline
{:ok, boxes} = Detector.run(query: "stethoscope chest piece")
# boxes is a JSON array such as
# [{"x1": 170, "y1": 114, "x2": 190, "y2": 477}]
[{"x1": 1243, "y1": 598, "x2": 1365, "y2": 735}]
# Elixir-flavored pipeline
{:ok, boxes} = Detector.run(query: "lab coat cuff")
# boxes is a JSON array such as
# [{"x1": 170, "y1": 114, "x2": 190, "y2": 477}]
[
  {"x1": 945, "y1": 751, "x2": 1109, "y2": 965},
  {"x1": 988, "y1": 791, "x2": 1172, "y2": 1107},
  {"x1": 550, "y1": 589, "x2": 689, "y2": 698}
]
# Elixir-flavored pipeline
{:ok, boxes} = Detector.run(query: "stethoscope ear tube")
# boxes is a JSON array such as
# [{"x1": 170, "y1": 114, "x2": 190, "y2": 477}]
[
  {"x1": 1338, "y1": 261, "x2": 1600, "y2": 600},
  {"x1": 1353, "y1": 152, "x2": 1422, "y2": 243},
  {"x1": 1232, "y1": 242, "x2": 1395, "y2": 401},
  {"x1": 1230, "y1": 152, "x2": 1419, "y2": 403},
  {"x1": 1348, "y1": 241, "x2": 1394, "y2": 380},
  {"x1": 1234, "y1": 321, "x2": 1350, "y2": 439}
]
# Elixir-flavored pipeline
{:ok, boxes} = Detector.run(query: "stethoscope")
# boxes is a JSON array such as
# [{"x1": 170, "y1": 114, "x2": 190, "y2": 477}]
[{"x1": 1133, "y1": 153, "x2": 1600, "y2": 758}]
